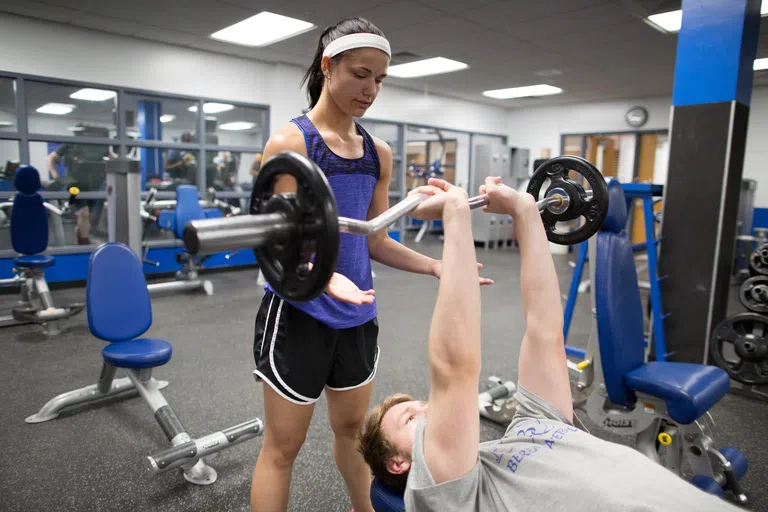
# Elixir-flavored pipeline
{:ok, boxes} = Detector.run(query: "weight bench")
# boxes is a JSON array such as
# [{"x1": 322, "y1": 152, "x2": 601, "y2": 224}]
[
  {"x1": 580, "y1": 179, "x2": 748, "y2": 503},
  {"x1": 0, "y1": 165, "x2": 83, "y2": 335},
  {"x1": 26, "y1": 242, "x2": 263, "y2": 485},
  {"x1": 151, "y1": 185, "x2": 218, "y2": 295}
]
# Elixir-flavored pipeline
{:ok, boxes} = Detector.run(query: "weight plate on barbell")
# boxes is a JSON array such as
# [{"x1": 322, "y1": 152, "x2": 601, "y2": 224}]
[
  {"x1": 526, "y1": 156, "x2": 609, "y2": 245},
  {"x1": 250, "y1": 151, "x2": 340, "y2": 302},
  {"x1": 749, "y1": 243, "x2": 768, "y2": 277},
  {"x1": 710, "y1": 312, "x2": 768, "y2": 385},
  {"x1": 739, "y1": 276, "x2": 768, "y2": 314}
]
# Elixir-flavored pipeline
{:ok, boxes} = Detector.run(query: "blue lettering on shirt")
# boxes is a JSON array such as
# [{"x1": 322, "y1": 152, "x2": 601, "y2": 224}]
[{"x1": 494, "y1": 422, "x2": 580, "y2": 473}]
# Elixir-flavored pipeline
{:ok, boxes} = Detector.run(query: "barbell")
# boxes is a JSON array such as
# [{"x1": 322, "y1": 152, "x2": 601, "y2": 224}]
[{"x1": 183, "y1": 151, "x2": 609, "y2": 302}]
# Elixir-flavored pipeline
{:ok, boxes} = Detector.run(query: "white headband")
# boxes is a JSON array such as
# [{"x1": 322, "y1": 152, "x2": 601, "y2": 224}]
[{"x1": 322, "y1": 33, "x2": 391, "y2": 59}]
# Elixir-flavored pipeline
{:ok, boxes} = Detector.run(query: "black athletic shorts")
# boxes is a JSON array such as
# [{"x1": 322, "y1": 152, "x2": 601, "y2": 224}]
[{"x1": 253, "y1": 291, "x2": 379, "y2": 405}]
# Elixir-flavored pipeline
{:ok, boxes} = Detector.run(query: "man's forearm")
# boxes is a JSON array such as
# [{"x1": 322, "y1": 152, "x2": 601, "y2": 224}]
[
  {"x1": 368, "y1": 235, "x2": 437, "y2": 275},
  {"x1": 428, "y1": 204, "x2": 481, "y2": 374},
  {"x1": 516, "y1": 205, "x2": 563, "y2": 341}
]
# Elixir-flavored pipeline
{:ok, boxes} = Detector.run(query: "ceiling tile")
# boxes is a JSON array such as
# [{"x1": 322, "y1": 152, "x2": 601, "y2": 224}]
[
  {"x1": 459, "y1": 0, "x2": 607, "y2": 29},
  {"x1": 5, "y1": 0, "x2": 750, "y2": 108},
  {"x1": 0, "y1": 0, "x2": 79, "y2": 23},
  {"x1": 386, "y1": 17, "x2": 485, "y2": 49},
  {"x1": 134, "y1": 29, "x2": 200, "y2": 46},
  {"x1": 73, "y1": 14, "x2": 147, "y2": 36},
  {"x1": 266, "y1": 29, "x2": 322, "y2": 59},
  {"x1": 507, "y1": 2, "x2": 637, "y2": 40},
  {"x1": 358, "y1": 1, "x2": 444, "y2": 32},
  {"x1": 414, "y1": 0, "x2": 500, "y2": 14}
]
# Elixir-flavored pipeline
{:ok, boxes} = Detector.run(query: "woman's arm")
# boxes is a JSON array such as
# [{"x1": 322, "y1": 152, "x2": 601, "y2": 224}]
[{"x1": 366, "y1": 139, "x2": 441, "y2": 276}]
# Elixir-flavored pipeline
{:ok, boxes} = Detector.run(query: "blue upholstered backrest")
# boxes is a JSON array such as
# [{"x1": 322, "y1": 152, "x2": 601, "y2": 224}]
[
  {"x1": 87, "y1": 243, "x2": 152, "y2": 342},
  {"x1": 11, "y1": 166, "x2": 48, "y2": 255},
  {"x1": 174, "y1": 185, "x2": 203, "y2": 239},
  {"x1": 601, "y1": 178, "x2": 629, "y2": 233},
  {"x1": 14, "y1": 165, "x2": 41, "y2": 194},
  {"x1": 594, "y1": 179, "x2": 646, "y2": 406}
]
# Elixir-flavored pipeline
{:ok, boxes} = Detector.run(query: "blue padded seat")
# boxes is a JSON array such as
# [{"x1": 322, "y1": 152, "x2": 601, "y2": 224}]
[
  {"x1": 689, "y1": 476, "x2": 724, "y2": 498},
  {"x1": 11, "y1": 166, "x2": 49, "y2": 256},
  {"x1": 14, "y1": 254, "x2": 55, "y2": 269},
  {"x1": 625, "y1": 362, "x2": 730, "y2": 424},
  {"x1": 102, "y1": 338, "x2": 172, "y2": 369},
  {"x1": 155, "y1": 186, "x2": 220, "y2": 240},
  {"x1": 595, "y1": 179, "x2": 729, "y2": 424},
  {"x1": 370, "y1": 479, "x2": 405, "y2": 512},
  {"x1": 87, "y1": 242, "x2": 173, "y2": 369}
]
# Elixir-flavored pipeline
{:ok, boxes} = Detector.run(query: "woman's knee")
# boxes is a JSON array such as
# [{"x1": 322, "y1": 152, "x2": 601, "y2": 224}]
[
  {"x1": 330, "y1": 414, "x2": 366, "y2": 440},
  {"x1": 261, "y1": 430, "x2": 307, "y2": 467}
]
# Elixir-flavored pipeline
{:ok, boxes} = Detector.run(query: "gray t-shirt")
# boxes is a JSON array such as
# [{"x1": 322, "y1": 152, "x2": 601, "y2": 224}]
[{"x1": 404, "y1": 385, "x2": 738, "y2": 511}]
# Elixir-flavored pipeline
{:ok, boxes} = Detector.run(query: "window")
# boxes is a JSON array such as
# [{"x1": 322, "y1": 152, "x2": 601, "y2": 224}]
[
  {"x1": 0, "y1": 78, "x2": 16, "y2": 132},
  {"x1": 358, "y1": 120, "x2": 400, "y2": 156},
  {"x1": 124, "y1": 94, "x2": 199, "y2": 143},
  {"x1": 357, "y1": 119, "x2": 403, "y2": 192},
  {"x1": 138, "y1": 149, "x2": 201, "y2": 187},
  {"x1": 0, "y1": 74, "x2": 269, "y2": 255},
  {"x1": 26, "y1": 81, "x2": 117, "y2": 137},
  {"x1": 29, "y1": 141, "x2": 113, "y2": 191},
  {"x1": 204, "y1": 103, "x2": 268, "y2": 148},
  {"x1": 217, "y1": 150, "x2": 261, "y2": 189},
  {"x1": 0, "y1": 140, "x2": 20, "y2": 183}
]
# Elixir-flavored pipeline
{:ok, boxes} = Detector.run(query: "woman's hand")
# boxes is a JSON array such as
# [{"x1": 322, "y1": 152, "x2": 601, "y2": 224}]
[{"x1": 325, "y1": 272, "x2": 375, "y2": 305}]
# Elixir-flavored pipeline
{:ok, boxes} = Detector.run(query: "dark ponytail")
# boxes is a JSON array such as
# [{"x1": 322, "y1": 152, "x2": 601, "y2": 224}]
[{"x1": 302, "y1": 17, "x2": 386, "y2": 109}]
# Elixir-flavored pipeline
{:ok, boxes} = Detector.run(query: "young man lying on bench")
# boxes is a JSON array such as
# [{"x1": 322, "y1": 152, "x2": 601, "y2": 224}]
[{"x1": 358, "y1": 177, "x2": 738, "y2": 511}]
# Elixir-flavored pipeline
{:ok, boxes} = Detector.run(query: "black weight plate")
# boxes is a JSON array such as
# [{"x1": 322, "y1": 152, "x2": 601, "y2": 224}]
[
  {"x1": 250, "y1": 151, "x2": 340, "y2": 302},
  {"x1": 527, "y1": 156, "x2": 609, "y2": 245},
  {"x1": 710, "y1": 313, "x2": 768, "y2": 385},
  {"x1": 749, "y1": 243, "x2": 768, "y2": 276},
  {"x1": 739, "y1": 276, "x2": 768, "y2": 314}
]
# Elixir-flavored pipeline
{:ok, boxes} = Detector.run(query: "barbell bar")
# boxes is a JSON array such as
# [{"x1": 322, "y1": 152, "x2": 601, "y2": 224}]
[{"x1": 182, "y1": 152, "x2": 608, "y2": 302}]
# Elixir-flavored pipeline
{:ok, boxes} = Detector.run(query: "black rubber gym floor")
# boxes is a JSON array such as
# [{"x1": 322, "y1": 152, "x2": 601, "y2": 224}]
[{"x1": 1, "y1": 239, "x2": 766, "y2": 511}]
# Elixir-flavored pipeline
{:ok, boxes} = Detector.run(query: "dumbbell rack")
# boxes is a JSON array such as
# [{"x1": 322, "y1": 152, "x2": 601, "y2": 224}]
[{"x1": 713, "y1": 238, "x2": 768, "y2": 403}]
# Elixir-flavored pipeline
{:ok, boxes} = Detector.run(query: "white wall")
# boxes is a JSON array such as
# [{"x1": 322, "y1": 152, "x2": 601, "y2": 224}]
[
  {"x1": 0, "y1": 13, "x2": 508, "y2": 144},
  {"x1": 508, "y1": 90, "x2": 768, "y2": 207},
  {"x1": 743, "y1": 88, "x2": 768, "y2": 206},
  {"x1": 506, "y1": 96, "x2": 672, "y2": 166}
]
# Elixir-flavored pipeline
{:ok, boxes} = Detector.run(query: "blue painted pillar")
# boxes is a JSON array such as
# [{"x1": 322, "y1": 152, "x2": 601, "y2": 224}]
[
  {"x1": 137, "y1": 100, "x2": 162, "y2": 190},
  {"x1": 659, "y1": 0, "x2": 761, "y2": 363}
]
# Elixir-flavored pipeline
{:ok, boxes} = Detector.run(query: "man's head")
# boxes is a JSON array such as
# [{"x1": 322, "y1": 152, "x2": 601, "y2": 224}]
[{"x1": 358, "y1": 394, "x2": 428, "y2": 489}]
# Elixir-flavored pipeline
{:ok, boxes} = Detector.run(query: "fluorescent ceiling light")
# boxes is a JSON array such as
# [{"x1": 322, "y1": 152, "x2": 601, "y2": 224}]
[
  {"x1": 205, "y1": 116, "x2": 218, "y2": 121},
  {"x1": 646, "y1": 10, "x2": 682, "y2": 33},
  {"x1": 0, "y1": 121, "x2": 14, "y2": 127},
  {"x1": 482, "y1": 84, "x2": 563, "y2": 99},
  {"x1": 69, "y1": 88, "x2": 116, "y2": 101},
  {"x1": 647, "y1": 4, "x2": 767, "y2": 34},
  {"x1": 37, "y1": 103, "x2": 75, "y2": 115},
  {"x1": 210, "y1": 12, "x2": 314, "y2": 47},
  {"x1": 387, "y1": 57, "x2": 468, "y2": 78},
  {"x1": 188, "y1": 103, "x2": 234, "y2": 114},
  {"x1": 755, "y1": 58, "x2": 768, "y2": 71},
  {"x1": 159, "y1": 115, "x2": 176, "y2": 123},
  {"x1": 219, "y1": 121, "x2": 256, "y2": 131}
]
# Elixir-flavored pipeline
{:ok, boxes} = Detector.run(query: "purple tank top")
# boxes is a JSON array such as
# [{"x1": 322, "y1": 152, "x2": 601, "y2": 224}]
[{"x1": 265, "y1": 115, "x2": 380, "y2": 329}]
